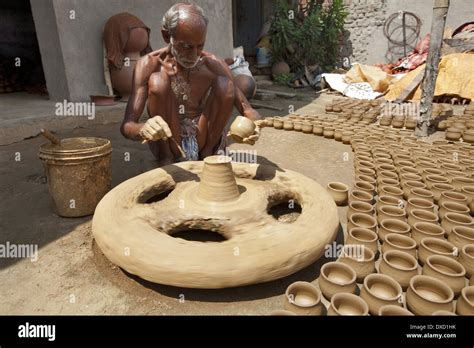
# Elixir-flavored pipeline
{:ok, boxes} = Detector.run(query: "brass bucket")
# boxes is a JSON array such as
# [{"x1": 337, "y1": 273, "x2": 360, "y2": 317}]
[{"x1": 39, "y1": 137, "x2": 112, "y2": 217}]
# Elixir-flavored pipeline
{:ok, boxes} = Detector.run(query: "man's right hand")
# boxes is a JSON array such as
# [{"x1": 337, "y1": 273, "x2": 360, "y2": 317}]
[{"x1": 139, "y1": 116, "x2": 172, "y2": 142}]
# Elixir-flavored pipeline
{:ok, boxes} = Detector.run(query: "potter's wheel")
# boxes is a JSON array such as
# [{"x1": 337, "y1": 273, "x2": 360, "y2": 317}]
[{"x1": 92, "y1": 156, "x2": 339, "y2": 289}]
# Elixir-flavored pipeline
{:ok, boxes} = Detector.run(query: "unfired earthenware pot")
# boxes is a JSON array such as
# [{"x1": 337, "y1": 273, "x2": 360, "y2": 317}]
[
  {"x1": 460, "y1": 244, "x2": 474, "y2": 278},
  {"x1": 407, "y1": 209, "x2": 439, "y2": 228},
  {"x1": 379, "y1": 250, "x2": 419, "y2": 290},
  {"x1": 411, "y1": 222, "x2": 445, "y2": 246},
  {"x1": 379, "y1": 304, "x2": 414, "y2": 316},
  {"x1": 406, "y1": 275, "x2": 454, "y2": 315},
  {"x1": 318, "y1": 262, "x2": 357, "y2": 300},
  {"x1": 347, "y1": 213, "x2": 377, "y2": 233},
  {"x1": 439, "y1": 201, "x2": 470, "y2": 220},
  {"x1": 327, "y1": 182, "x2": 349, "y2": 206},
  {"x1": 360, "y1": 273, "x2": 403, "y2": 316},
  {"x1": 338, "y1": 244, "x2": 375, "y2": 282},
  {"x1": 348, "y1": 201, "x2": 374, "y2": 221},
  {"x1": 378, "y1": 219, "x2": 411, "y2": 242},
  {"x1": 381, "y1": 233, "x2": 417, "y2": 259},
  {"x1": 456, "y1": 286, "x2": 474, "y2": 315},
  {"x1": 328, "y1": 293, "x2": 369, "y2": 316},
  {"x1": 422, "y1": 255, "x2": 466, "y2": 296},
  {"x1": 346, "y1": 228, "x2": 378, "y2": 254},
  {"x1": 441, "y1": 212, "x2": 474, "y2": 236},
  {"x1": 449, "y1": 226, "x2": 474, "y2": 251},
  {"x1": 284, "y1": 281, "x2": 324, "y2": 315},
  {"x1": 419, "y1": 237, "x2": 458, "y2": 266}
]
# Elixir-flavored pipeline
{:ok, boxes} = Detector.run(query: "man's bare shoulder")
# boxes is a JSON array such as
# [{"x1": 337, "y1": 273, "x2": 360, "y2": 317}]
[
  {"x1": 201, "y1": 52, "x2": 230, "y2": 76},
  {"x1": 135, "y1": 48, "x2": 170, "y2": 81}
]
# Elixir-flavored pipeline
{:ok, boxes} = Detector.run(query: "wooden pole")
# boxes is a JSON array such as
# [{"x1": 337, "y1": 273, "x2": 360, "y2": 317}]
[{"x1": 416, "y1": 0, "x2": 450, "y2": 137}]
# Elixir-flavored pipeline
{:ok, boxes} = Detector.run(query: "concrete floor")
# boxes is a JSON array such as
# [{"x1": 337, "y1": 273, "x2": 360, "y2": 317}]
[{"x1": 0, "y1": 87, "x2": 361, "y2": 315}]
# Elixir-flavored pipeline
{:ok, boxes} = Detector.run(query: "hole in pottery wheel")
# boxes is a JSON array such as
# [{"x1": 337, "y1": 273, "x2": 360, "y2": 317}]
[
  {"x1": 137, "y1": 183, "x2": 175, "y2": 204},
  {"x1": 169, "y1": 229, "x2": 228, "y2": 242},
  {"x1": 267, "y1": 193, "x2": 302, "y2": 223}
]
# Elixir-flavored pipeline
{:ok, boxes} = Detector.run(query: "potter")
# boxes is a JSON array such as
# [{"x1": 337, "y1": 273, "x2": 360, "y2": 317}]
[{"x1": 121, "y1": 3, "x2": 262, "y2": 166}]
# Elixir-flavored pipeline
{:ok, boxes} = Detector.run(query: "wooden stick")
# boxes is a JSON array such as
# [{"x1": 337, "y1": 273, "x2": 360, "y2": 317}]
[
  {"x1": 141, "y1": 137, "x2": 186, "y2": 159},
  {"x1": 40, "y1": 128, "x2": 61, "y2": 145}
]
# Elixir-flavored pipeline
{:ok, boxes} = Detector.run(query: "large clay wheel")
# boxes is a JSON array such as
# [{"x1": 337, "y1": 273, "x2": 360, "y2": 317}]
[{"x1": 92, "y1": 159, "x2": 339, "y2": 289}]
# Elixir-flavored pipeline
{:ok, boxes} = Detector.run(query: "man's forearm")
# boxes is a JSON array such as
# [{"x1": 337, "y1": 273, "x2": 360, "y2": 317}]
[{"x1": 121, "y1": 120, "x2": 144, "y2": 141}]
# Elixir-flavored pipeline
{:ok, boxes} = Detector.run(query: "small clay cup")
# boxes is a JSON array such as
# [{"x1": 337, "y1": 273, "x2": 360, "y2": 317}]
[
  {"x1": 422, "y1": 255, "x2": 466, "y2": 296},
  {"x1": 376, "y1": 195, "x2": 402, "y2": 212},
  {"x1": 338, "y1": 244, "x2": 376, "y2": 282},
  {"x1": 284, "y1": 281, "x2": 324, "y2": 315},
  {"x1": 425, "y1": 174, "x2": 450, "y2": 189},
  {"x1": 449, "y1": 226, "x2": 474, "y2": 252},
  {"x1": 348, "y1": 201, "x2": 375, "y2": 221},
  {"x1": 382, "y1": 233, "x2": 417, "y2": 259},
  {"x1": 456, "y1": 286, "x2": 474, "y2": 315},
  {"x1": 409, "y1": 188, "x2": 435, "y2": 203},
  {"x1": 402, "y1": 181, "x2": 427, "y2": 199},
  {"x1": 378, "y1": 219, "x2": 411, "y2": 242},
  {"x1": 459, "y1": 244, "x2": 474, "y2": 278},
  {"x1": 379, "y1": 304, "x2": 414, "y2": 316},
  {"x1": 411, "y1": 222, "x2": 445, "y2": 246},
  {"x1": 327, "y1": 293, "x2": 369, "y2": 316},
  {"x1": 318, "y1": 262, "x2": 357, "y2": 300},
  {"x1": 419, "y1": 237, "x2": 458, "y2": 266},
  {"x1": 439, "y1": 190, "x2": 469, "y2": 208},
  {"x1": 360, "y1": 274, "x2": 403, "y2": 316},
  {"x1": 406, "y1": 198, "x2": 435, "y2": 215},
  {"x1": 439, "y1": 201, "x2": 470, "y2": 220},
  {"x1": 406, "y1": 275, "x2": 454, "y2": 315},
  {"x1": 431, "y1": 183, "x2": 455, "y2": 203},
  {"x1": 327, "y1": 182, "x2": 349, "y2": 206},
  {"x1": 377, "y1": 205, "x2": 406, "y2": 224},
  {"x1": 348, "y1": 190, "x2": 374, "y2": 205},
  {"x1": 346, "y1": 228, "x2": 378, "y2": 254},
  {"x1": 354, "y1": 181, "x2": 376, "y2": 196},
  {"x1": 379, "y1": 250, "x2": 419, "y2": 290}
]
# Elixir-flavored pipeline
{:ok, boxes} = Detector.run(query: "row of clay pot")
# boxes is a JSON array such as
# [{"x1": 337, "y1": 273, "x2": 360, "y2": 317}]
[
  {"x1": 325, "y1": 98, "x2": 382, "y2": 114},
  {"x1": 379, "y1": 115, "x2": 418, "y2": 130}
]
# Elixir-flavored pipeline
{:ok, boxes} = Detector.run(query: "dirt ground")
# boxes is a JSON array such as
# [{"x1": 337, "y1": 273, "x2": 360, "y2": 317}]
[{"x1": 0, "y1": 88, "x2": 364, "y2": 315}]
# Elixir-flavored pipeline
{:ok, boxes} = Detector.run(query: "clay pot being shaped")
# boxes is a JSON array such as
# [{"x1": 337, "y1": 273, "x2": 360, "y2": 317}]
[
  {"x1": 439, "y1": 201, "x2": 470, "y2": 221},
  {"x1": 379, "y1": 304, "x2": 414, "y2": 316},
  {"x1": 449, "y1": 226, "x2": 474, "y2": 251},
  {"x1": 441, "y1": 212, "x2": 474, "y2": 236},
  {"x1": 431, "y1": 183, "x2": 455, "y2": 203},
  {"x1": 422, "y1": 255, "x2": 466, "y2": 296},
  {"x1": 406, "y1": 198, "x2": 435, "y2": 216},
  {"x1": 411, "y1": 222, "x2": 445, "y2": 246},
  {"x1": 347, "y1": 213, "x2": 377, "y2": 233},
  {"x1": 419, "y1": 237, "x2": 458, "y2": 266},
  {"x1": 348, "y1": 201, "x2": 375, "y2": 221},
  {"x1": 318, "y1": 262, "x2": 357, "y2": 300},
  {"x1": 346, "y1": 228, "x2": 378, "y2": 254},
  {"x1": 456, "y1": 286, "x2": 474, "y2": 315},
  {"x1": 379, "y1": 250, "x2": 419, "y2": 290},
  {"x1": 327, "y1": 182, "x2": 349, "y2": 206},
  {"x1": 284, "y1": 281, "x2": 324, "y2": 315},
  {"x1": 229, "y1": 116, "x2": 256, "y2": 142},
  {"x1": 338, "y1": 244, "x2": 376, "y2": 282},
  {"x1": 348, "y1": 190, "x2": 374, "y2": 206},
  {"x1": 460, "y1": 244, "x2": 474, "y2": 278},
  {"x1": 407, "y1": 275, "x2": 455, "y2": 315},
  {"x1": 360, "y1": 273, "x2": 403, "y2": 316},
  {"x1": 378, "y1": 219, "x2": 411, "y2": 242},
  {"x1": 377, "y1": 205, "x2": 407, "y2": 225},
  {"x1": 407, "y1": 209, "x2": 438, "y2": 228},
  {"x1": 382, "y1": 233, "x2": 417, "y2": 259},
  {"x1": 327, "y1": 293, "x2": 369, "y2": 316}
]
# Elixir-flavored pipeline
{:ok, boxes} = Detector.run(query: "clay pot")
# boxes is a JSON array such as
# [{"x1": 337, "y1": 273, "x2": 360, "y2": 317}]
[
  {"x1": 402, "y1": 181, "x2": 427, "y2": 200},
  {"x1": 439, "y1": 191, "x2": 469, "y2": 208},
  {"x1": 406, "y1": 275, "x2": 455, "y2": 315},
  {"x1": 327, "y1": 182, "x2": 349, "y2": 206},
  {"x1": 356, "y1": 174, "x2": 377, "y2": 186},
  {"x1": 197, "y1": 156, "x2": 240, "y2": 202},
  {"x1": 424, "y1": 175, "x2": 450, "y2": 190},
  {"x1": 313, "y1": 123, "x2": 323, "y2": 135},
  {"x1": 377, "y1": 171, "x2": 399, "y2": 182},
  {"x1": 229, "y1": 116, "x2": 256, "y2": 142},
  {"x1": 323, "y1": 127, "x2": 335, "y2": 139},
  {"x1": 338, "y1": 244, "x2": 376, "y2": 282},
  {"x1": 460, "y1": 244, "x2": 474, "y2": 278},
  {"x1": 440, "y1": 163, "x2": 463, "y2": 174},
  {"x1": 382, "y1": 233, "x2": 417, "y2": 259},
  {"x1": 360, "y1": 274, "x2": 403, "y2": 316},
  {"x1": 354, "y1": 181, "x2": 376, "y2": 196},
  {"x1": 379, "y1": 304, "x2": 414, "y2": 316},
  {"x1": 293, "y1": 121, "x2": 303, "y2": 132},
  {"x1": 348, "y1": 190, "x2": 374, "y2": 205},
  {"x1": 318, "y1": 262, "x2": 357, "y2": 300},
  {"x1": 347, "y1": 213, "x2": 377, "y2": 233},
  {"x1": 392, "y1": 118, "x2": 405, "y2": 129},
  {"x1": 378, "y1": 178, "x2": 400, "y2": 188},
  {"x1": 456, "y1": 286, "x2": 474, "y2": 315},
  {"x1": 379, "y1": 250, "x2": 419, "y2": 290},
  {"x1": 461, "y1": 186, "x2": 474, "y2": 214},
  {"x1": 376, "y1": 195, "x2": 402, "y2": 212},
  {"x1": 284, "y1": 281, "x2": 324, "y2": 315},
  {"x1": 379, "y1": 185, "x2": 404, "y2": 200},
  {"x1": 449, "y1": 226, "x2": 474, "y2": 251},
  {"x1": 452, "y1": 177, "x2": 474, "y2": 192},
  {"x1": 406, "y1": 198, "x2": 435, "y2": 216},
  {"x1": 422, "y1": 255, "x2": 466, "y2": 296},
  {"x1": 355, "y1": 167, "x2": 376, "y2": 178},
  {"x1": 377, "y1": 205, "x2": 407, "y2": 225},
  {"x1": 419, "y1": 237, "x2": 458, "y2": 266},
  {"x1": 273, "y1": 118, "x2": 283, "y2": 129},
  {"x1": 445, "y1": 127, "x2": 462, "y2": 141},
  {"x1": 441, "y1": 212, "x2": 474, "y2": 235},
  {"x1": 265, "y1": 117, "x2": 274, "y2": 127},
  {"x1": 346, "y1": 228, "x2": 378, "y2": 254},
  {"x1": 283, "y1": 119, "x2": 294, "y2": 131},
  {"x1": 439, "y1": 201, "x2": 470, "y2": 220},
  {"x1": 411, "y1": 222, "x2": 445, "y2": 246},
  {"x1": 421, "y1": 168, "x2": 444, "y2": 181},
  {"x1": 463, "y1": 130, "x2": 474, "y2": 144},
  {"x1": 446, "y1": 170, "x2": 466, "y2": 182},
  {"x1": 327, "y1": 293, "x2": 369, "y2": 316},
  {"x1": 301, "y1": 122, "x2": 313, "y2": 134},
  {"x1": 407, "y1": 209, "x2": 438, "y2": 227},
  {"x1": 380, "y1": 117, "x2": 392, "y2": 126},
  {"x1": 347, "y1": 201, "x2": 374, "y2": 221},
  {"x1": 272, "y1": 61, "x2": 290, "y2": 75},
  {"x1": 431, "y1": 183, "x2": 455, "y2": 203}
]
